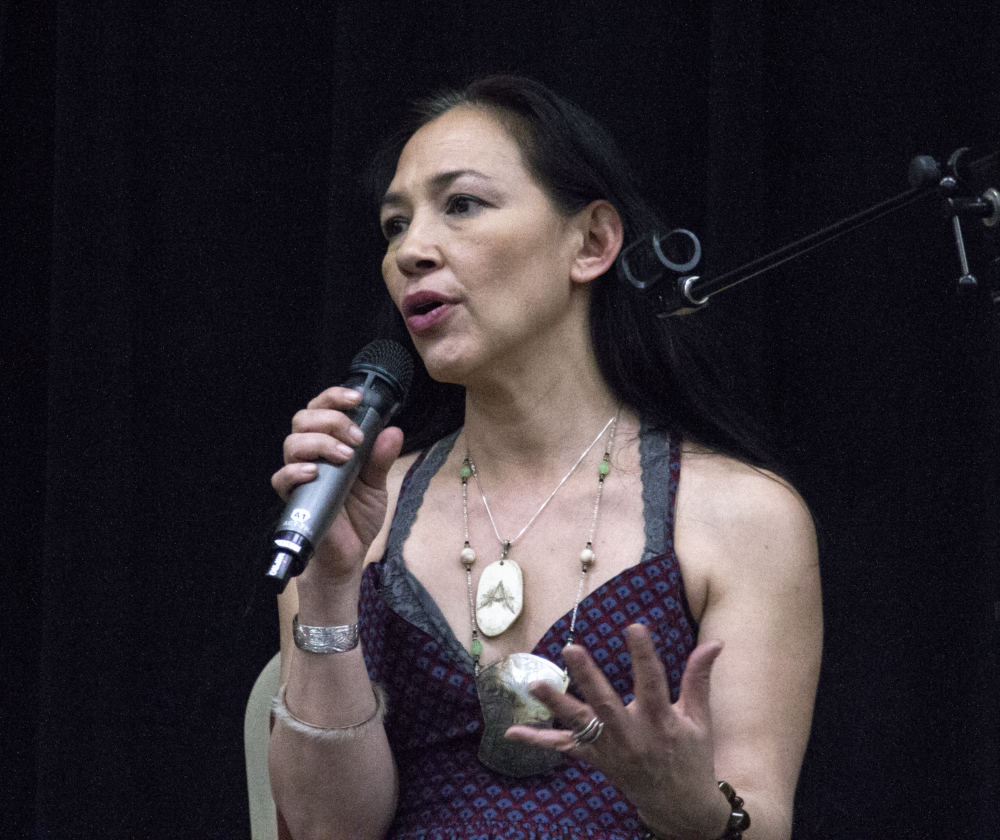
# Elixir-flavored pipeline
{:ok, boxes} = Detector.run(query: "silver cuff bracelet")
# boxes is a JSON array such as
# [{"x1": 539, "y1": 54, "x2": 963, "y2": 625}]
[{"x1": 292, "y1": 613, "x2": 360, "y2": 653}]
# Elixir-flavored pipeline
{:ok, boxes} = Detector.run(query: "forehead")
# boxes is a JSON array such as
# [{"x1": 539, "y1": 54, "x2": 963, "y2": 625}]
[{"x1": 386, "y1": 107, "x2": 530, "y2": 193}]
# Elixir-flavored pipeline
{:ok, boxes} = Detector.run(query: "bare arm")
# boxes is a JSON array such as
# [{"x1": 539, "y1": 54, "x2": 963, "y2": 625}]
[
  {"x1": 660, "y1": 452, "x2": 822, "y2": 839},
  {"x1": 267, "y1": 386, "x2": 409, "y2": 840},
  {"x1": 508, "y1": 453, "x2": 822, "y2": 840},
  {"x1": 270, "y1": 578, "x2": 397, "y2": 840}
]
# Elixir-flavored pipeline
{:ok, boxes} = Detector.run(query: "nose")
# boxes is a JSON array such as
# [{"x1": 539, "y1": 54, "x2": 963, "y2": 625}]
[{"x1": 393, "y1": 214, "x2": 442, "y2": 277}]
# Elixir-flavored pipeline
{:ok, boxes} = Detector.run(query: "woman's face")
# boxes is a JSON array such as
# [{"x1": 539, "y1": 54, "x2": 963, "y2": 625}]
[{"x1": 379, "y1": 106, "x2": 586, "y2": 385}]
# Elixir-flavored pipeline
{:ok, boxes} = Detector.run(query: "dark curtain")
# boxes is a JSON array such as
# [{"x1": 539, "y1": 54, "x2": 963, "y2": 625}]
[{"x1": 4, "y1": 2, "x2": 997, "y2": 837}]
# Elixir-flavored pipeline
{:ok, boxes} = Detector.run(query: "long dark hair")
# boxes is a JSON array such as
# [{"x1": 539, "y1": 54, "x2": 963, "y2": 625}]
[{"x1": 368, "y1": 75, "x2": 777, "y2": 470}]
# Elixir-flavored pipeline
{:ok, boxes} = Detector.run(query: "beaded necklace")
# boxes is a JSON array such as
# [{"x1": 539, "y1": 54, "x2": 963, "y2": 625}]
[{"x1": 459, "y1": 414, "x2": 619, "y2": 777}]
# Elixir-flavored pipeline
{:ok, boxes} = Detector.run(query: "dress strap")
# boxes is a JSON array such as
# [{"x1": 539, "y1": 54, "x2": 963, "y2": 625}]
[
  {"x1": 385, "y1": 428, "x2": 461, "y2": 558},
  {"x1": 638, "y1": 421, "x2": 681, "y2": 560},
  {"x1": 375, "y1": 429, "x2": 473, "y2": 670}
]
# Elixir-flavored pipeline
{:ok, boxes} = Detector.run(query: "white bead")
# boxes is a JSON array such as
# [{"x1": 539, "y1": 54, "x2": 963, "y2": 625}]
[
  {"x1": 460, "y1": 546, "x2": 477, "y2": 568},
  {"x1": 580, "y1": 547, "x2": 595, "y2": 570}
]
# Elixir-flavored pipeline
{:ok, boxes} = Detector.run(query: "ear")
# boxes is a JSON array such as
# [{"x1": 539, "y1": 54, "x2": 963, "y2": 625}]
[{"x1": 569, "y1": 200, "x2": 624, "y2": 285}]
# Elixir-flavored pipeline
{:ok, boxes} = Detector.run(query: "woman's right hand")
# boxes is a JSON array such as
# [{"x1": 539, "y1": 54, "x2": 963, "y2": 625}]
[{"x1": 270, "y1": 386, "x2": 404, "y2": 586}]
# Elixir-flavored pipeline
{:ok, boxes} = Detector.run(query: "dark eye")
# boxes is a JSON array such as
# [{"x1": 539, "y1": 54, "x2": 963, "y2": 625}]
[
  {"x1": 381, "y1": 216, "x2": 408, "y2": 241},
  {"x1": 445, "y1": 194, "x2": 485, "y2": 217}
]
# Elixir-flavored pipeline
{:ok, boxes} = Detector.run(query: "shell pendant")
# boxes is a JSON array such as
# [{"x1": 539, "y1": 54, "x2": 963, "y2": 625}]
[
  {"x1": 475, "y1": 558, "x2": 523, "y2": 637},
  {"x1": 475, "y1": 652, "x2": 570, "y2": 776}
]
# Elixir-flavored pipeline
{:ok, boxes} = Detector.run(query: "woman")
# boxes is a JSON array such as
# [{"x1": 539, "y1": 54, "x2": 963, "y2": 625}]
[{"x1": 268, "y1": 75, "x2": 821, "y2": 840}]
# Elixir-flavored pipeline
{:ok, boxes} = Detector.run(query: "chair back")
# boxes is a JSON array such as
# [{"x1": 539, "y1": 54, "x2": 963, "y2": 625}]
[{"x1": 245, "y1": 652, "x2": 281, "y2": 840}]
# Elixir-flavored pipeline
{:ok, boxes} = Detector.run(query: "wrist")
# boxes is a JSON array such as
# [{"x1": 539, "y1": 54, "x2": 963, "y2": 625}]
[
  {"x1": 638, "y1": 780, "x2": 749, "y2": 840},
  {"x1": 295, "y1": 568, "x2": 364, "y2": 625},
  {"x1": 293, "y1": 614, "x2": 359, "y2": 654}
]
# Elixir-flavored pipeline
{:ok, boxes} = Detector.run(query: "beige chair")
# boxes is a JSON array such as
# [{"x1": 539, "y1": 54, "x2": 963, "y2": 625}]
[{"x1": 245, "y1": 652, "x2": 281, "y2": 840}]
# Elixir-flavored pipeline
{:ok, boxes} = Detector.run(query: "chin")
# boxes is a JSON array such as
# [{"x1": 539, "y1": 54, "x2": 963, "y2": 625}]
[{"x1": 413, "y1": 337, "x2": 478, "y2": 386}]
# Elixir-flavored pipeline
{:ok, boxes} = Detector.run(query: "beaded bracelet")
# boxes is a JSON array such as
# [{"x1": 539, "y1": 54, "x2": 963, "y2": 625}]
[
  {"x1": 639, "y1": 780, "x2": 751, "y2": 840},
  {"x1": 715, "y1": 781, "x2": 751, "y2": 839}
]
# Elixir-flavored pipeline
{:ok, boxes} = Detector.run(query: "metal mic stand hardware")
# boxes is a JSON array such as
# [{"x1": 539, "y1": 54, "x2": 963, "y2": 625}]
[{"x1": 618, "y1": 145, "x2": 1000, "y2": 316}]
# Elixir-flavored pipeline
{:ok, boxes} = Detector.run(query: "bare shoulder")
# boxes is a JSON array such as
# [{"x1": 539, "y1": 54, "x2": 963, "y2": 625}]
[
  {"x1": 678, "y1": 447, "x2": 814, "y2": 540},
  {"x1": 364, "y1": 448, "x2": 422, "y2": 566},
  {"x1": 675, "y1": 446, "x2": 818, "y2": 617}
]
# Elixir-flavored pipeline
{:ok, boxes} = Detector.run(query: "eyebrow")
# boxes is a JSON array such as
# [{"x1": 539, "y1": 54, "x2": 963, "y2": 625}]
[{"x1": 380, "y1": 169, "x2": 493, "y2": 210}]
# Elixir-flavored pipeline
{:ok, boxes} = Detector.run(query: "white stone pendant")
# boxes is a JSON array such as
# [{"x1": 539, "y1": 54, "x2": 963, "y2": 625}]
[{"x1": 475, "y1": 559, "x2": 523, "y2": 637}]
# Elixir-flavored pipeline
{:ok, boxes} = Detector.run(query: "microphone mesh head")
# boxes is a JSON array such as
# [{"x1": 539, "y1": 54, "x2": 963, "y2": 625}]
[{"x1": 350, "y1": 339, "x2": 414, "y2": 400}]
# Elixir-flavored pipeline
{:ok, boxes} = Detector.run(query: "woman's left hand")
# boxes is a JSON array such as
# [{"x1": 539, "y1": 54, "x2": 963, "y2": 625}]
[{"x1": 505, "y1": 623, "x2": 730, "y2": 839}]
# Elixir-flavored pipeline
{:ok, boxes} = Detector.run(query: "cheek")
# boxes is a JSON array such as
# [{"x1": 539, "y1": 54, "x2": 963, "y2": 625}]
[
  {"x1": 477, "y1": 226, "x2": 556, "y2": 276},
  {"x1": 501, "y1": 228, "x2": 574, "y2": 292},
  {"x1": 381, "y1": 252, "x2": 401, "y2": 300}
]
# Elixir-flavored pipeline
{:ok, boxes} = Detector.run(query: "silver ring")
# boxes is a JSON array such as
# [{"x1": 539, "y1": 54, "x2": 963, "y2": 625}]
[{"x1": 571, "y1": 716, "x2": 604, "y2": 747}]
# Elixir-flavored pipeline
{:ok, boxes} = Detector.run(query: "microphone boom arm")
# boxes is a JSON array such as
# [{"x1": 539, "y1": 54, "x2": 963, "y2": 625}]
[{"x1": 632, "y1": 146, "x2": 1000, "y2": 317}]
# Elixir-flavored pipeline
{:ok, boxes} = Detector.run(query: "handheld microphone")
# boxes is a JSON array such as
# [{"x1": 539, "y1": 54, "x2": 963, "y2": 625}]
[{"x1": 265, "y1": 339, "x2": 413, "y2": 591}]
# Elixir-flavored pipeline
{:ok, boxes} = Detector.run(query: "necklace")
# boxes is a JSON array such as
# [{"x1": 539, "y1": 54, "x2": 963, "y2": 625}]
[
  {"x1": 460, "y1": 414, "x2": 618, "y2": 777},
  {"x1": 462, "y1": 414, "x2": 617, "y2": 643}
]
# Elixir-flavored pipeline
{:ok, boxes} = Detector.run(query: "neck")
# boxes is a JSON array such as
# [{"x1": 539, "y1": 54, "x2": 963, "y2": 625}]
[{"x1": 460, "y1": 347, "x2": 623, "y2": 486}]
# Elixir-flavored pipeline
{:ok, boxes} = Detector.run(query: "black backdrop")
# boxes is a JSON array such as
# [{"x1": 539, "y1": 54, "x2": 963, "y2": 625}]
[{"x1": 4, "y1": 2, "x2": 998, "y2": 837}]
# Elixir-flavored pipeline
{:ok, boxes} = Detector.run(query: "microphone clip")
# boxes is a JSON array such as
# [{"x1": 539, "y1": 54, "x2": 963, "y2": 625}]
[{"x1": 616, "y1": 228, "x2": 706, "y2": 317}]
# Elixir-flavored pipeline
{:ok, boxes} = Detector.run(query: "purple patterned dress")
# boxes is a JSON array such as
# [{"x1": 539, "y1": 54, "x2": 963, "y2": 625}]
[{"x1": 357, "y1": 425, "x2": 697, "y2": 840}]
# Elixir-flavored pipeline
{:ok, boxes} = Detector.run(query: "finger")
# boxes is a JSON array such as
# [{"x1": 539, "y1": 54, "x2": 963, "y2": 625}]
[
  {"x1": 504, "y1": 724, "x2": 579, "y2": 753},
  {"x1": 270, "y1": 462, "x2": 319, "y2": 501},
  {"x1": 305, "y1": 386, "x2": 364, "y2": 411},
  {"x1": 356, "y1": 426, "x2": 404, "y2": 490},
  {"x1": 527, "y1": 678, "x2": 593, "y2": 729},
  {"x1": 561, "y1": 644, "x2": 622, "y2": 721},
  {"x1": 626, "y1": 623, "x2": 672, "y2": 710},
  {"x1": 675, "y1": 640, "x2": 723, "y2": 727},
  {"x1": 290, "y1": 407, "x2": 367, "y2": 446},
  {"x1": 283, "y1": 431, "x2": 358, "y2": 467}
]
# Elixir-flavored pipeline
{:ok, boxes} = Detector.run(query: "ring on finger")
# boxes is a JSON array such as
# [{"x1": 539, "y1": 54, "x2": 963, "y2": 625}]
[{"x1": 571, "y1": 716, "x2": 604, "y2": 748}]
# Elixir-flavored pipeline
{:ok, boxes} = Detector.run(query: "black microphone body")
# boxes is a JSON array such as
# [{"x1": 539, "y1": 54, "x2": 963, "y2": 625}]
[{"x1": 265, "y1": 340, "x2": 413, "y2": 591}]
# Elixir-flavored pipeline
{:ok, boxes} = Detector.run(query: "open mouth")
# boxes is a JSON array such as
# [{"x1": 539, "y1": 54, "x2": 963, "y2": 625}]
[
  {"x1": 403, "y1": 291, "x2": 453, "y2": 319},
  {"x1": 409, "y1": 300, "x2": 443, "y2": 316}
]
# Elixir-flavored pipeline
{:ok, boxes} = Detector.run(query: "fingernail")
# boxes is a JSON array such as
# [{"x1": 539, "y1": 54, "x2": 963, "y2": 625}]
[
  {"x1": 347, "y1": 425, "x2": 365, "y2": 444},
  {"x1": 345, "y1": 389, "x2": 363, "y2": 403},
  {"x1": 302, "y1": 463, "x2": 318, "y2": 476},
  {"x1": 335, "y1": 443, "x2": 355, "y2": 458}
]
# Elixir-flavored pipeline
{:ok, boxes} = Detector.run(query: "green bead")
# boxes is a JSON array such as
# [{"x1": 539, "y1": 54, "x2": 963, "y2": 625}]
[
  {"x1": 598, "y1": 459, "x2": 610, "y2": 476},
  {"x1": 470, "y1": 638, "x2": 483, "y2": 657},
  {"x1": 460, "y1": 464, "x2": 472, "y2": 479}
]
